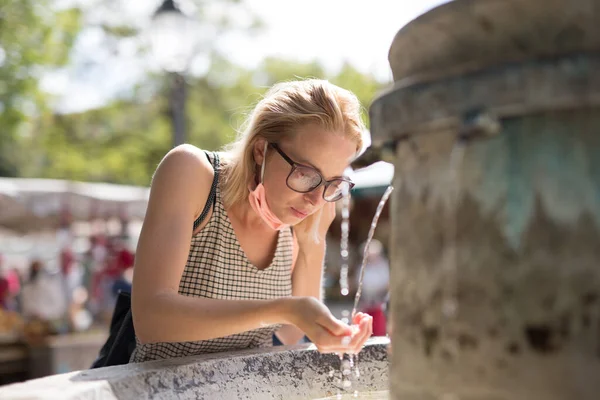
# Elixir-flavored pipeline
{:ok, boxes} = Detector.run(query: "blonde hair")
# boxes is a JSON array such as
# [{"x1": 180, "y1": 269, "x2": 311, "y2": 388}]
[{"x1": 220, "y1": 79, "x2": 365, "y2": 238}]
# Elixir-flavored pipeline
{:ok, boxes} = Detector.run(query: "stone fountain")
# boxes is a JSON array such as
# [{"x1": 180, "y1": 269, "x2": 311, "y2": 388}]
[{"x1": 369, "y1": 0, "x2": 600, "y2": 399}]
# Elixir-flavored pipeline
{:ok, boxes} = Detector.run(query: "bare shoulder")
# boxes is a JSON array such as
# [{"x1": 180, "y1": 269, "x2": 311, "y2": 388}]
[
  {"x1": 154, "y1": 144, "x2": 213, "y2": 185},
  {"x1": 149, "y1": 144, "x2": 215, "y2": 217}
]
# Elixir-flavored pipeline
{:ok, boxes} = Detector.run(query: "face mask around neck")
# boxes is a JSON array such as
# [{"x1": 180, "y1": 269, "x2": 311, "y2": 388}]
[{"x1": 248, "y1": 142, "x2": 289, "y2": 231}]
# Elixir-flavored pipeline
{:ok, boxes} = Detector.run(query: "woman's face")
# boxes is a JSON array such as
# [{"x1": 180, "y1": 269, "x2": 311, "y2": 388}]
[{"x1": 253, "y1": 123, "x2": 357, "y2": 225}]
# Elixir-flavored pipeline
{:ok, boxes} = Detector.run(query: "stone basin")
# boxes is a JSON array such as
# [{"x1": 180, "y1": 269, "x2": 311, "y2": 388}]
[{"x1": 0, "y1": 337, "x2": 389, "y2": 399}]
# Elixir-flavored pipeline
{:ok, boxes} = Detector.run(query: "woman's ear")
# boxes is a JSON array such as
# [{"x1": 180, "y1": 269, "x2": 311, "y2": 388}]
[{"x1": 253, "y1": 138, "x2": 267, "y2": 167}]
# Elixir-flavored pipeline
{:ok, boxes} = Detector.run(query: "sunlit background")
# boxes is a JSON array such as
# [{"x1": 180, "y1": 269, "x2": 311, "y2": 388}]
[{"x1": 0, "y1": 0, "x2": 445, "y2": 384}]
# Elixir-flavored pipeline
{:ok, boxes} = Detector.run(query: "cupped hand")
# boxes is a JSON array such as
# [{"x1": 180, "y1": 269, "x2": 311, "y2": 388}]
[
  {"x1": 344, "y1": 312, "x2": 373, "y2": 354},
  {"x1": 289, "y1": 296, "x2": 353, "y2": 353},
  {"x1": 289, "y1": 298, "x2": 373, "y2": 355}
]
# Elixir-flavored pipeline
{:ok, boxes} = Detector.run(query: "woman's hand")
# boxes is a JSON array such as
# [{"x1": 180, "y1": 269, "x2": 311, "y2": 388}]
[
  {"x1": 293, "y1": 202, "x2": 336, "y2": 247},
  {"x1": 287, "y1": 297, "x2": 373, "y2": 354},
  {"x1": 347, "y1": 312, "x2": 373, "y2": 354},
  {"x1": 287, "y1": 296, "x2": 352, "y2": 353}
]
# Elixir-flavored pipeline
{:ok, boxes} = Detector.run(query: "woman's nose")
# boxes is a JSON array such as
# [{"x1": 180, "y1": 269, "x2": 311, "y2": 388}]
[{"x1": 304, "y1": 186, "x2": 325, "y2": 206}]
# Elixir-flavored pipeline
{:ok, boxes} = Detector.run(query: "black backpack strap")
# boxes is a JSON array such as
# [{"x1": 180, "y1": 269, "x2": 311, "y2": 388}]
[
  {"x1": 193, "y1": 152, "x2": 220, "y2": 231},
  {"x1": 90, "y1": 291, "x2": 135, "y2": 368},
  {"x1": 103, "y1": 308, "x2": 133, "y2": 366}
]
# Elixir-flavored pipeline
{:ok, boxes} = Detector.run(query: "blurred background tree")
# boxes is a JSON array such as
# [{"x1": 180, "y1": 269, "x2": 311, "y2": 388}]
[
  {"x1": 0, "y1": 0, "x2": 82, "y2": 177},
  {"x1": 2, "y1": 0, "x2": 386, "y2": 186}
]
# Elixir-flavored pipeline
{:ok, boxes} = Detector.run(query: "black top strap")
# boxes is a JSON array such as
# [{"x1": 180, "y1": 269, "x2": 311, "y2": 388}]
[{"x1": 193, "y1": 152, "x2": 220, "y2": 231}]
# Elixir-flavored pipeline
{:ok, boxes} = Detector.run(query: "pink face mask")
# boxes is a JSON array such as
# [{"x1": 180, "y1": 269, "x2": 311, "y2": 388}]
[{"x1": 248, "y1": 143, "x2": 290, "y2": 231}]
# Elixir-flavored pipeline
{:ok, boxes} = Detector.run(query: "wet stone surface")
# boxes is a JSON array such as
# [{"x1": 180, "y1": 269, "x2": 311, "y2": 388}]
[{"x1": 0, "y1": 338, "x2": 389, "y2": 400}]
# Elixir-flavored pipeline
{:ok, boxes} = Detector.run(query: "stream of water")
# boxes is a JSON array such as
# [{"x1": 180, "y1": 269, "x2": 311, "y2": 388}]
[
  {"x1": 335, "y1": 185, "x2": 394, "y2": 398},
  {"x1": 351, "y1": 186, "x2": 394, "y2": 319}
]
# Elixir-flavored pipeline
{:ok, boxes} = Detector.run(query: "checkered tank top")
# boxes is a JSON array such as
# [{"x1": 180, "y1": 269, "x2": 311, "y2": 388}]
[{"x1": 131, "y1": 151, "x2": 293, "y2": 362}]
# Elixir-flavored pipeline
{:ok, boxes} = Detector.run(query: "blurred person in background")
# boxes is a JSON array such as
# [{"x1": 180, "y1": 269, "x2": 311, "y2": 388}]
[
  {"x1": 87, "y1": 235, "x2": 108, "y2": 318},
  {"x1": 5, "y1": 267, "x2": 22, "y2": 312},
  {"x1": 21, "y1": 259, "x2": 68, "y2": 331},
  {"x1": 99, "y1": 237, "x2": 134, "y2": 322},
  {"x1": 354, "y1": 239, "x2": 389, "y2": 336},
  {"x1": 0, "y1": 254, "x2": 20, "y2": 311},
  {"x1": 60, "y1": 245, "x2": 82, "y2": 307},
  {"x1": 0, "y1": 254, "x2": 9, "y2": 310},
  {"x1": 112, "y1": 266, "x2": 133, "y2": 298},
  {"x1": 106, "y1": 237, "x2": 135, "y2": 280}
]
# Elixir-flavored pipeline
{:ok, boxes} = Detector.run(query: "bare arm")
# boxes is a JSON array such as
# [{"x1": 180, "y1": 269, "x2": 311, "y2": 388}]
[
  {"x1": 132, "y1": 145, "x2": 295, "y2": 344},
  {"x1": 278, "y1": 225, "x2": 374, "y2": 353},
  {"x1": 276, "y1": 207, "x2": 331, "y2": 345},
  {"x1": 291, "y1": 244, "x2": 326, "y2": 300},
  {"x1": 275, "y1": 243, "x2": 327, "y2": 345}
]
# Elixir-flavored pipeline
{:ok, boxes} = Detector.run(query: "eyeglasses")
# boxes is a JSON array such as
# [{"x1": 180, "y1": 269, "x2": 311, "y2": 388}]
[{"x1": 269, "y1": 143, "x2": 354, "y2": 202}]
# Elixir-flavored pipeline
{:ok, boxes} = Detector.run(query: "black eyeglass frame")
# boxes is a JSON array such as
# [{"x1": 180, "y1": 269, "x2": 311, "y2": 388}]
[{"x1": 269, "y1": 142, "x2": 355, "y2": 202}]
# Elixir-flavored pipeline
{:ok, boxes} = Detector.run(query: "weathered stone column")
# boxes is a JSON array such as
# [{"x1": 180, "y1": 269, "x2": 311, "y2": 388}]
[{"x1": 370, "y1": 0, "x2": 600, "y2": 399}]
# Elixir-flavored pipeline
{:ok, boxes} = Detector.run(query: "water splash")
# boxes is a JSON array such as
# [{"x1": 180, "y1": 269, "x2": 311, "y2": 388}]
[
  {"x1": 336, "y1": 189, "x2": 353, "y2": 399},
  {"x1": 339, "y1": 191, "x2": 352, "y2": 297},
  {"x1": 351, "y1": 186, "x2": 394, "y2": 318},
  {"x1": 336, "y1": 353, "x2": 354, "y2": 397}
]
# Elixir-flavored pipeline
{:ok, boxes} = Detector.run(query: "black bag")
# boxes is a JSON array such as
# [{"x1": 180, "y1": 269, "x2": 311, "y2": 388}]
[
  {"x1": 90, "y1": 291, "x2": 135, "y2": 368},
  {"x1": 91, "y1": 152, "x2": 220, "y2": 368}
]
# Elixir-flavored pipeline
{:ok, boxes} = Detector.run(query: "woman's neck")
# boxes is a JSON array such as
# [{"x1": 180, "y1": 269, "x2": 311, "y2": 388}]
[{"x1": 228, "y1": 198, "x2": 268, "y2": 231}]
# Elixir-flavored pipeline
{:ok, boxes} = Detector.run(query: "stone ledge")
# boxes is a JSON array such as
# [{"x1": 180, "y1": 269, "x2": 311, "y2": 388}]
[{"x1": 0, "y1": 337, "x2": 389, "y2": 400}]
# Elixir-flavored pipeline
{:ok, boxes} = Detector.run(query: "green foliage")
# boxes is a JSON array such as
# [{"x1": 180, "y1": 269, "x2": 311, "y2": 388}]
[
  {"x1": 4, "y1": 2, "x2": 385, "y2": 186},
  {"x1": 331, "y1": 63, "x2": 383, "y2": 123},
  {"x1": 0, "y1": 0, "x2": 82, "y2": 176},
  {"x1": 18, "y1": 97, "x2": 171, "y2": 185},
  {"x1": 18, "y1": 57, "x2": 385, "y2": 186}
]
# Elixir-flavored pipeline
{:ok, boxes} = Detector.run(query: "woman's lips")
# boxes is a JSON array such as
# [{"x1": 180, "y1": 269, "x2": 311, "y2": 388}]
[{"x1": 290, "y1": 207, "x2": 308, "y2": 218}]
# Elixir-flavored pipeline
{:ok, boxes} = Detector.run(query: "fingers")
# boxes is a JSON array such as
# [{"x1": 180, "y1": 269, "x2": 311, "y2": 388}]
[
  {"x1": 360, "y1": 315, "x2": 373, "y2": 351},
  {"x1": 320, "y1": 314, "x2": 353, "y2": 337},
  {"x1": 321, "y1": 203, "x2": 336, "y2": 227},
  {"x1": 326, "y1": 202, "x2": 336, "y2": 217},
  {"x1": 352, "y1": 312, "x2": 369, "y2": 325},
  {"x1": 314, "y1": 314, "x2": 373, "y2": 355},
  {"x1": 348, "y1": 314, "x2": 373, "y2": 354},
  {"x1": 312, "y1": 325, "x2": 353, "y2": 354}
]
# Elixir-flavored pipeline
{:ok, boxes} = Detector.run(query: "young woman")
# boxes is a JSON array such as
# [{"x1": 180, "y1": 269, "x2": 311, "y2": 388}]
[{"x1": 130, "y1": 79, "x2": 373, "y2": 362}]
